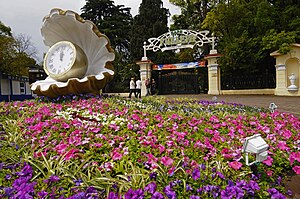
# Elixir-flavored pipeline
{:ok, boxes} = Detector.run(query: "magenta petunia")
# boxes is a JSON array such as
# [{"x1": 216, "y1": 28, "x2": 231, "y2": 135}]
[
  {"x1": 161, "y1": 156, "x2": 174, "y2": 167},
  {"x1": 263, "y1": 156, "x2": 273, "y2": 166},
  {"x1": 229, "y1": 161, "x2": 242, "y2": 170},
  {"x1": 111, "y1": 151, "x2": 123, "y2": 161},
  {"x1": 293, "y1": 166, "x2": 300, "y2": 174},
  {"x1": 289, "y1": 152, "x2": 300, "y2": 165}
]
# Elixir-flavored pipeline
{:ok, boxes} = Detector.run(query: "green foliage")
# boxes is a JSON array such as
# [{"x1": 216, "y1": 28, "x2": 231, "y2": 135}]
[
  {"x1": 171, "y1": 0, "x2": 300, "y2": 76},
  {"x1": 262, "y1": 30, "x2": 296, "y2": 54},
  {"x1": 81, "y1": 0, "x2": 133, "y2": 92},
  {"x1": 0, "y1": 21, "x2": 12, "y2": 36},
  {"x1": 130, "y1": 0, "x2": 171, "y2": 63},
  {"x1": 0, "y1": 22, "x2": 36, "y2": 76},
  {"x1": 81, "y1": 0, "x2": 132, "y2": 58},
  {"x1": 170, "y1": 0, "x2": 219, "y2": 30}
]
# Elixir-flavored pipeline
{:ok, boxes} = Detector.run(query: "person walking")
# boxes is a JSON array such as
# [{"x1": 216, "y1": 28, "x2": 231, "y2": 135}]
[
  {"x1": 151, "y1": 78, "x2": 156, "y2": 95},
  {"x1": 145, "y1": 78, "x2": 151, "y2": 96},
  {"x1": 136, "y1": 78, "x2": 142, "y2": 98},
  {"x1": 129, "y1": 77, "x2": 137, "y2": 98}
]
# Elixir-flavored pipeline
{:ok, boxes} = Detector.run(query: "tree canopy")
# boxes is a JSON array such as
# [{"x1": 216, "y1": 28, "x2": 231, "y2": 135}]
[
  {"x1": 81, "y1": 0, "x2": 132, "y2": 59},
  {"x1": 0, "y1": 21, "x2": 36, "y2": 76},
  {"x1": 130, "y1": 0, "x2": 172, "y2": 63},
  {"x1": 169, "y1": 0, "x2": 300, "y2": 76}
]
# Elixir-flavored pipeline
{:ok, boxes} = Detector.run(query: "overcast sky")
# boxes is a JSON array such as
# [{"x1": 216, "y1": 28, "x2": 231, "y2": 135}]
[{"x1": 0, "y1": 0, "x2": 180, "y2": 62}]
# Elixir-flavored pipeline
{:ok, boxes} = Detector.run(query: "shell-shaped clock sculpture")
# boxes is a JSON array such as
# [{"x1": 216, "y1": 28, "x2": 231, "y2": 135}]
[{"x1": 31, "y1": 8, "x2": 115, "y2": 98}]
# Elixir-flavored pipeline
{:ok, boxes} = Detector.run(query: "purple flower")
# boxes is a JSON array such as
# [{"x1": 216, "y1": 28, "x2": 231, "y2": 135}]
[
  {"x1": 286, "y1": 190, "x2": 293, "y2": 196},
  {"x1": 200, "y1": 164, "x2": 206, "y2": 170},
  {"x1": 13, "y1": 181, "x2": 37, "y2": 199},
  {"x1": 163, "y1": 185, "x2": 176, "y2": 199},
  {"x1": 0, "y1": 163, "x2": 4, "y2": 170},
  {"x1": 67, "y1": 192, "x2": 85, "y2": 199},
  {"x1": 108, "y1": 192, "x2": 119, "y2": 199},
  {"x1": 196, "y1": 188, "x2": 203, "y2": 194},
  {"x1": 190, "y1": 195, "x2": 200, "y2": 199},
  {"x1": 5, "y1": 174, "x2": 11, "y2": 180},
  {"x1": 151, "y1": 191, "x2": 164, "y2": 199},
  {"x1": 221, "y1": 186, "x2": 244, "y2": 199},
  {"x1": 149, "y1": 172, "x2": 157, "y2": 180},
  {"x1": 73, "y1": 179, "x2": 83, "y2": 186},
  {"x1": 16, "y1": 163, "x2": 33, "y2": 178},
  {"x1": 144, "y1": 182, "x2": 157, "y2": 194},
  {"x1": 38, "y1": 190, "x2": 48, "y2": 199},
  {"x1": 44, "y1": 175, "x2": 61, "y2": 184},
  {"x1": 203, "y1": 185, "x2": 220, "y2": 199},
  {"x1": 236, "y1": 180, "x2": 247, "y2": 188},
  {"x1": 186, "y1": 184, "x2": 193, "y2": 192},
  {"x1": 192, "y1": 168, "x2": 200, "y2": 180},
  {"x1": 86, "y1": 186, "x2": 98, "y2": 195},
  {"x1": 268, "y1": 188, "x2": 286, "y2": 199},
  {"x1": 4, "y1": 187, "x2": 14, "y2": 197},
  {"x1": 125, "y1": 188, "x2": 144, "y2": 199},
  {"x1": 216, "y1": 172, "x2": 225, "y2": 180},
  {"x1": 49, "y1": 175, "x2": 60, "y2": 182}
]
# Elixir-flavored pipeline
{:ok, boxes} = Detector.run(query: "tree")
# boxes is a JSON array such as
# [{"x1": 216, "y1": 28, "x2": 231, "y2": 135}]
[
  {"x1": 0, "y1": 21, "x2": 36, "y2": 76},
  {"x1": 81, "y1": 0, "x2": 132, "y2": 59},
  {"x1": 81, "y1": 0, "x2": 134, "y2": 92},
  {"x1": 14, "y1": 34, "x2": 37, "y2": 59},
  {"x1": 130, "y1": 0, "x2": 171, "y2": 63},
  {"x1": 201, "y1": 0, "x2": 300, "y2": 76},
  {"x1": 169, "y1": 0, "x2": 223, "y2": 30},
  {"x1": 0, "y1": 21, "x2": 12, "y2": 36}
]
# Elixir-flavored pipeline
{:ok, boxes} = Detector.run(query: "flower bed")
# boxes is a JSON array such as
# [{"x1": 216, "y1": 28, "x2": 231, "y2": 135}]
[{"x1": 0, "y1": 95, "x2": 299, "y2": 198}]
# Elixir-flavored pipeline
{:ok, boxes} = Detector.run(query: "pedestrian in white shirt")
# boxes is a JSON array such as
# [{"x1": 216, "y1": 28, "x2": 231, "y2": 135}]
[
  {"x1": 136, "y1": 79, "x2": 142, "y2": 98},
  {"x1": 129, "y1": 77, "x2": 137, "y2": 98}
]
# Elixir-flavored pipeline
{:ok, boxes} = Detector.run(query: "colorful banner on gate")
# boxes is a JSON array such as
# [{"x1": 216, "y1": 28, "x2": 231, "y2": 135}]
[{"x1": 152, "y1": 61, "x2": 206, "y2": 70}]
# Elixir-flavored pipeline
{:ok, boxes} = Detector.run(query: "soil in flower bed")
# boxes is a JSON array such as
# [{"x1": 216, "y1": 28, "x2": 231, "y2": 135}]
[{"x1": 285, "y1": 175, "x2": 300, "y2": 199}]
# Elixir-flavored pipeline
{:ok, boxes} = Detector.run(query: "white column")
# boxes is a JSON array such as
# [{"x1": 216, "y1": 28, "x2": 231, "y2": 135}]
[
  {"x1": 205, "y1": 50, "x2": 222, "y2": 95},
  {"x1": 136, "y1": 60, "x2": 153, "y2": 96},
  {"x1": 274, "y1": 64, "x2": 287, "y2": 95}
]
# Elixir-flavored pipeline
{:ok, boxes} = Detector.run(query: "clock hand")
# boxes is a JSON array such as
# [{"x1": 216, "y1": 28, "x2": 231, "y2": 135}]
[{"x1": 59, "y1": 49, "x2": 64, "y2": 61}]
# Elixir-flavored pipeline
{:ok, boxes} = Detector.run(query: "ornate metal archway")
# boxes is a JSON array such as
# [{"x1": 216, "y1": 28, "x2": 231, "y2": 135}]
[{"x1": 142, "y1": 29, "x2": 215, "y2": 60}]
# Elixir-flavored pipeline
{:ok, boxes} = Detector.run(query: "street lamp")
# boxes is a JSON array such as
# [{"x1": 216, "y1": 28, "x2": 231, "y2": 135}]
[{"x1": 242, "y1": 134, "x2": 269, "y2": 166}]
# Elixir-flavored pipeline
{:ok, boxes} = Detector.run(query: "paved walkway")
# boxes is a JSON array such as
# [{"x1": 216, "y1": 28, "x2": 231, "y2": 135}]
[
  {"x1": 116, "y1": 93, "x2": 300, "y2": 118},
  {"x1": 163, "y1": 94, "x2": 300, "y2": 118}
]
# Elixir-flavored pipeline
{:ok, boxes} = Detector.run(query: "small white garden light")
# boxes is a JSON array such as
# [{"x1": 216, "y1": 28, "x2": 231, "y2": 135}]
[
  {"x1": 269, "y1": 103, "x2": 277, "y2": 113},
  {"x1": 212, "y1": 96, "x2": 218, "y2": 102},
  {"x1": 242, "y1": 134, "x2": 269, "y2": 166}
]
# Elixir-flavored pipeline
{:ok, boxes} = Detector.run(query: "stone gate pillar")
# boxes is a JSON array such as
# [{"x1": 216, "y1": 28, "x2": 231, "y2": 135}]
[
  {"x1": 205, "y1": 50, "x2": 222, "y2": 95},
  {"x1": 136, "y1": 59, "x2": 153, "y2": 96},
  {"x1": 271, "y1": 44, "x2": 300, "y2": 96}
]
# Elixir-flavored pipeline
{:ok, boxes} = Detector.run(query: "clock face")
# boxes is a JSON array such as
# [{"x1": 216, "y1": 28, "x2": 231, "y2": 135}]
[{"x1": 45, "y1": 41, "x2": 76, "y2": 75}]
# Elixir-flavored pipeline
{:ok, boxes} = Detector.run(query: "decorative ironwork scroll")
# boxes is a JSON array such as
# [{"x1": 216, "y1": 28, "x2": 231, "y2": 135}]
[{"x1": 144, "y1": 30, "x2": 215, "y2": 54}]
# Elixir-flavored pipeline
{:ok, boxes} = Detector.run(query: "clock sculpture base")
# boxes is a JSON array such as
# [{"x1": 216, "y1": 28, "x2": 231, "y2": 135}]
[{"x1": 31, "y1": 72, "x2": 113, "y2": 98}]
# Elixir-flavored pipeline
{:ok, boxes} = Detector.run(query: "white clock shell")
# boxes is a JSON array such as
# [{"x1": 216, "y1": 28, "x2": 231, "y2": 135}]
[
  {"x1": 30, "y1": 8, "x2": 115, "y2": 97},
  {"x1": 44, "y1": 41, "x2": 88, "y2": 82}
]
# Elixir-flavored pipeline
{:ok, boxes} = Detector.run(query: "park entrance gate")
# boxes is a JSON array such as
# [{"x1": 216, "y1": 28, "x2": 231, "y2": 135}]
[
  {"x1": 141, "y1": 30, "x2": 215, "y2": 95},
  {"x1": 151, "y1": 62, "x2": 208, "y2": 94}
]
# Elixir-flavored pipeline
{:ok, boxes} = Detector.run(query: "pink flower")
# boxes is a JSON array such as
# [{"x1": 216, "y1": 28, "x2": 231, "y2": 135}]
[
  {"x1": 293, "y1": 166, "x2": 300, "y2": 174},
  {"x1": 229, "y1": 161, "x2": 242, "y2": 170},
  {"x1": 64, "y1": 148, "x2": 79, "y2": 160},
  {"x1": 111, "y1": 151, "x2": 123, "y2": 161},
  {"x1": 289, "y1": 152, "x2": 300, "y2": 165},
  {"x1": 282, "y1": 130, "x2": 292, "y2": 139},
  {"x1": 266, "y1": 170, "x2": 273, "y2": 176},
  {"x1": 277, "y1": 141, "x2": 289, "y2": 151},
  {"x1": 161, "y1": 156, "x2": 174, "y2": 167},
  {"x1": 263, "y1": 156, "x2": 273, "y2": 166},
  {"x1": 158, "y1": 144, "x2": 165, "y2": 154}
]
